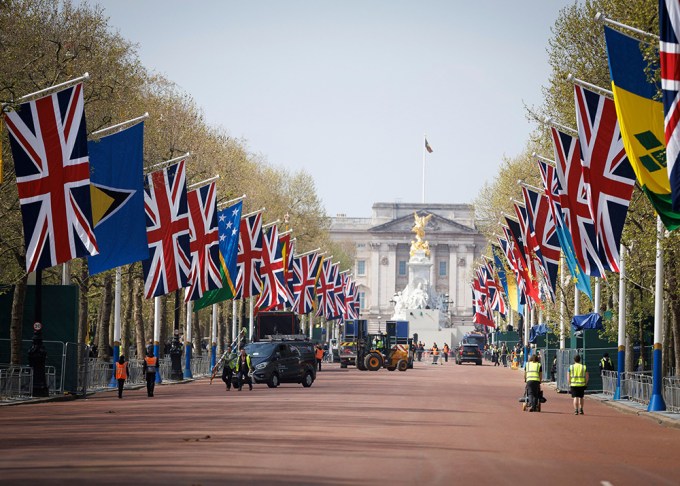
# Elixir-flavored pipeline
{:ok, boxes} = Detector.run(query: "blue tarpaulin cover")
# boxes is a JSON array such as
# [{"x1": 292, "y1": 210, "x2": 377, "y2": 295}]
[
  {"x1": 529, "y1": 323, "x2": 549, "y2": 344},
  {"x1": 571, "y1": 312, "x2": 603, "y2": 332}
]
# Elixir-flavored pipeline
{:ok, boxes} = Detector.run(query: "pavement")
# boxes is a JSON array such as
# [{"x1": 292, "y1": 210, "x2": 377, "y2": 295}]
[{"x1": 1, "y1": 359, "x2": 680, "y2": 485}]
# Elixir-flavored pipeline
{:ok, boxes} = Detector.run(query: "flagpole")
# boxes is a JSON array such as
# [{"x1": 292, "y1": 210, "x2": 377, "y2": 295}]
[
  {"x1": 294, "y1": 247, "x2": 321, "y2": 259},
  {"x1": 559, "y1": 254, "x2": 565, "y2": 350},
  {"x1": 543, "y1": 117, "x2": 579, "y2": 137},
  {"x1": 188, "y1": 175, "x2": 219, "y2": 190},
  {"x1": 210, "y1": 304, "x2": 218, "y2": 370},
  {"x1": 532, "y1": 152, "x2": 557, "y2": 166},
  {"x1": 90, "y1": 112, "x2": 149, "y2": 139},
  {"x1": 109, "y1": 266, "x2": 122, "y2": 387},
  {"x1": 242, "y1": 207, "x2": 265, "y2": 218},
  {"x1": 648, "y1": 217, "x2": 666, "y2": 411},
  {"x1": 153, "y1": 296, "x2": 162, "y2": 383},
  {"x1": 248, "y1": 298, "x2": 254, "y2": 342},
  {"x1": 594, "y1": 12, "x2": 659, "y2": 41},
  {"x1": 614, "y1": 244, "x2": 626, "y2": 399},
  {"x1": 421, "y1": 134, "x2": 426, "y2": 204},
  {"x1": 218, "y1": 194, "x2": 247, "y2": 209},
  {"x1": 565, "y1": 74, "x2": 613, "y2": 99},
  {"x1": 232, "y1": 300, "x2": 238, "y2": 349},
  {"x1": 3, "y1": 72, "x2": 90, "y2": 107},
  {"x1": 184, "y1": 290, "x2": 193, "y2": 379},
  {"x1": 263, "y1": 219, "x2": 280, "y2": 230},
  {"x1": 309, "y1": 312, "x2": 314, "y2": 339},
  {"x1": 147, "y1": 152, "x2": 192, "y2": 171}
]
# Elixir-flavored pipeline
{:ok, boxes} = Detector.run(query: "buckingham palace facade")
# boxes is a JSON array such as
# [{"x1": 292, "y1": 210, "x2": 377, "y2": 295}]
[{"x1": 329, "y1": 202, "x2": 487, "y2": 327}]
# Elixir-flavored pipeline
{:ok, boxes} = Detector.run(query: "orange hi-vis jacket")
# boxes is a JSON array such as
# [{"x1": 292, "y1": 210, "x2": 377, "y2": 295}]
[
  {"x1": 115, "y1": 362, "x2": 128, "y2": 380},
  {"x1": 315, "y1": 348, "x2": 324, "y2": 360},
  {"x1": 145, "y1": 356, "x2": 157, "y2": 374},
  {"x1": 432, "y1": 347, "x2": 439, "y2": 356}
]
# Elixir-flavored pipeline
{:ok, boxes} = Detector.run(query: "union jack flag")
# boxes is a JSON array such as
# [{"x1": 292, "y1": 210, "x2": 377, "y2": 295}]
[
  {"x1": 575, "y1": 85, "x2": 635, "y2": 273},
  {"x1": 537, "y1": 158, "x2": 593, "y2": 299},
  {"x1": 142, "y1": 161, "x2": 190, "y2": 298},
  {"x1": 484, "y1": 260, "x2": 506, "y2": 316},
  {"x1": 4, "y1": 83, "x2": 99, "y2": 272},
  {"x1": 513, "y1": 203, "x2": 544, "y2": 282},
  {"x1": 291, "y1": 252, "x2": 321, "y2": 315},
  {"x1": 550, "y1": 127, "x2": 608, "y2": 277},
  {"x1": 522, "y1": 186, "x2": 559, "y2": 294},
  {"x1": 280, "y1": 231, "x2": 295, "y2": 301},
  {"x1": 343, "y1": 274, "x2": 359, "y2": 320},
  {"x1": 332, "y1": 265, "x2": 347, "y2": 320},
  {"x1": 256, "y1": 225, "x2": 293, "y2": 310},
  {"x1": 661, "y1": 0, "x2": 680, "y2": 212},
  {"x1": 235, "y1": 213, "x2": 263, "y2": 299},
  {"x1": 316, "y1": 258, "x2": 337, "y2": 319},
  {"x1": 185, "y1": 182, "x2": 222, "y2": 302},
  {"x1": 504, "y1": 217, "x2": 539, "y2": 304}
]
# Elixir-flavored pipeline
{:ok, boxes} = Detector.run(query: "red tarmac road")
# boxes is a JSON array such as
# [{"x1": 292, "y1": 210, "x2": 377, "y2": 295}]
[{"x1": 1, "y1": 360, "x2": 679, "y2": 485}]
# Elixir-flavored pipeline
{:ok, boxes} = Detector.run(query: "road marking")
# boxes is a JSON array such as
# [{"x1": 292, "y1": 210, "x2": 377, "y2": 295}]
[{"x1": 601, "y1": 481, "x2": 614, "y2": 486}]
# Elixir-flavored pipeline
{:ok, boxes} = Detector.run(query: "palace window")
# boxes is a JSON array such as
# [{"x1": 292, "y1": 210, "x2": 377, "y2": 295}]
[
  {"x1": 357, "y1": 260, "x2": 366, "y2": 276},
  {"x1": 439, "y1": 260, "x2": 447, "y2": 277},
  {"x1": 398, "y1": 260, "x2": 407, "y2": 276},
  {"x1": 358, "y1": 291, "x2": 366, "y2": 310}
]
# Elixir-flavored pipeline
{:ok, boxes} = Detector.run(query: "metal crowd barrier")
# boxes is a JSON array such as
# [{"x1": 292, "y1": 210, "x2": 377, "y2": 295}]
[
  {"x1": 624, "y1": 371, "x2": 653, "y2": 405},
  {"x1": 192, "y1": 356, "x2": 211, "y2": 376},
  {"x1": 663, "y1": 377, "x2": 680, "y2": 412},
  {"x1": 0, "y1": 366, "x2": 34, "y2": 400},
  {"x1": 601, "y1": 370, "x2": 618, "y2": 396}
]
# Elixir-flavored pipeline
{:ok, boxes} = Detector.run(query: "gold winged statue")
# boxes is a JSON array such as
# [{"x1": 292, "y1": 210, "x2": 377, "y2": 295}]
[{"x1": 410, "y1": 212, "x2": 433, "y2": 257}]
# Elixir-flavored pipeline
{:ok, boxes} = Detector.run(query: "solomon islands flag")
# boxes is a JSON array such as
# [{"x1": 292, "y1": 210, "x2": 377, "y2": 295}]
[{"x1": 193, "y1": 201, "x2": 242, "y2": 311}]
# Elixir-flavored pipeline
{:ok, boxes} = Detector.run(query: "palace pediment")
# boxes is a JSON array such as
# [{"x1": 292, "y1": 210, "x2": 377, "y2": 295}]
[{"x1": 369, "y1": 211, "x2": 476, "y2": 235}]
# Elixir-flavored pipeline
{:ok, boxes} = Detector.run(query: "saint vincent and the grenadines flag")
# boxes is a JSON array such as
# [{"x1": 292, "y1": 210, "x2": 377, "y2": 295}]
[
  {"x1": 193, "y1": 201, "x2": 242, "y2": 311},
  {"x1": 87, "y1": 122, "x2": 148, "y2": 275},
  {"x1": 604, "y1": 25, "x2": 680, "y2": 230}
]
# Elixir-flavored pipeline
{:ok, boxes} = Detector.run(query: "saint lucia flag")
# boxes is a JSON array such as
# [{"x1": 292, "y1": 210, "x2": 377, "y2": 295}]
[
  {"x1": 193, "y1": 201, "x2": 242, "y2": 311},
  {"x1": 604, "y1": 25, "x2": 680, "y2": 230},
  {"x1": 87, "y1": 123, "x2": 148, "y2": 275}
]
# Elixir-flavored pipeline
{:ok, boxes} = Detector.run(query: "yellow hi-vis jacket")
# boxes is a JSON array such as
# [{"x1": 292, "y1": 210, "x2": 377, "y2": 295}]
[
  {"x1": 525, "y1": 362, "x2": 541, "y2": 382},
  {"x1": 569, "y1": 363, "x2": 587, "y2": 386}
]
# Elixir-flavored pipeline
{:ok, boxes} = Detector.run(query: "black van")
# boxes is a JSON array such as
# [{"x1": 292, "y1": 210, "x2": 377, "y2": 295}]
[{"x1": 243, "y1": 340, "x2": 316, "y2": 388}]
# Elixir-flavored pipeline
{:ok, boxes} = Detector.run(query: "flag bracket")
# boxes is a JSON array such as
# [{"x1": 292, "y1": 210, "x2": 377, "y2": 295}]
[
  {"x1": 90, "y1": 112, "x2": 149, "y2": 139},
  {"x1": 566, "y1": 74, "x2": 613, "y2": 99},
  {"x1": 2, "y1": 73, "x2": 90, "y2": 110}
]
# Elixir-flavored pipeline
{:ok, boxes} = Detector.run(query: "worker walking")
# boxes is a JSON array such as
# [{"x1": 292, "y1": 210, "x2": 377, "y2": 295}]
[
  {"x1": 524, "y1": 354, "x2": 542, "y2": 412},
  {"x1": 221, "y1": 353, "x2": 236, "y2": 391},
  {"x1": 442, "y1": 343, "x2": 450, "y2": 364},
  {"x1": 143, "y1": 350, "x2": 158, "y2": 398},
  {"x1": 115, "y1": 355, "x2": 130, "y2": 399},
  {"x1": 315, "y1": 344, "x2": 324, "y2": 371},
  {"x1": 568, "y1": 355, "x2": 589, "y2": 415},
  {"x1": 235, "y1": 348, "x2": 253, "y2": 391},
  {"x1": 431, "y1": 343, "x2": 439, "y2": 365}
]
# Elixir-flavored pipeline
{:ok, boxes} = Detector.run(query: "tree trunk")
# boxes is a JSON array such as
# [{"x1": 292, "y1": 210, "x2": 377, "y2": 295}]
[
  {"x1": 160, "y1": 296, "x2": 167, "y2": 358},
  {"x1": 77, "y1": 261, "x2": 89, "y2": 346},
  {"x1": 97, "y1": 273, "x2": 113, "y2": 359},
  {"x1": 218, "y1": 303, "x2": 226, "y2": 355},
  {"x1": 10, "y1": 274, "x2": 27, "y2": 365},
  {"x1": 133, "y1": 270, "x2": 145, "y2": 359},
  {"x1": 663, "y1": 297, "x2": 672, "y2": 377},
  {"x1": 193, "y1": 310, "x2": 201, "y2": 357},
  {"x1": 122, "y1": 268, "x2": 134, "y2": 358}
]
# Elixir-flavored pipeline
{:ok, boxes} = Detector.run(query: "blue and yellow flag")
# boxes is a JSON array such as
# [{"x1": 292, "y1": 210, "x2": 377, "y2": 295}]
[
  {"x1": 604, "y1": 26, "x2": 680, "y2": 230},
  {"x1": 87, "y1": 122, "x2": 148, "y2": 275},
  {"x1": 193, "y1": 201, "x2": 242, "y2": 311}
]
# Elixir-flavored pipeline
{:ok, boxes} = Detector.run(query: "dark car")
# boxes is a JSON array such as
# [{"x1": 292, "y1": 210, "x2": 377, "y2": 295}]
[
  {"x1": 455, "y1": 343, "x2": 483, "y2": 366},
  {"x1": 239, "y1": 341, "x2": 316, "y2": 388}
]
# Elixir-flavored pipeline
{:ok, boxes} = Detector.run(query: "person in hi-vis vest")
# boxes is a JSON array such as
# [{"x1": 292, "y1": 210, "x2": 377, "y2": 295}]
[
  {"x1": 115, "y1": 355, "x2": 130, "y2": 399},
  {"x1": 143, "y1": 350, "x2": 158, "y2": 397},
  {"x1": 568, "y1": 355, "x2": 589, "y2": 415}
]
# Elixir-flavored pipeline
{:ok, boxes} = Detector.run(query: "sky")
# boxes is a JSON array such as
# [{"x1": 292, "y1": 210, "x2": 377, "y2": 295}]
[{"x1": 91, "y1": 0, "x2": 576, "y2": 217}]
